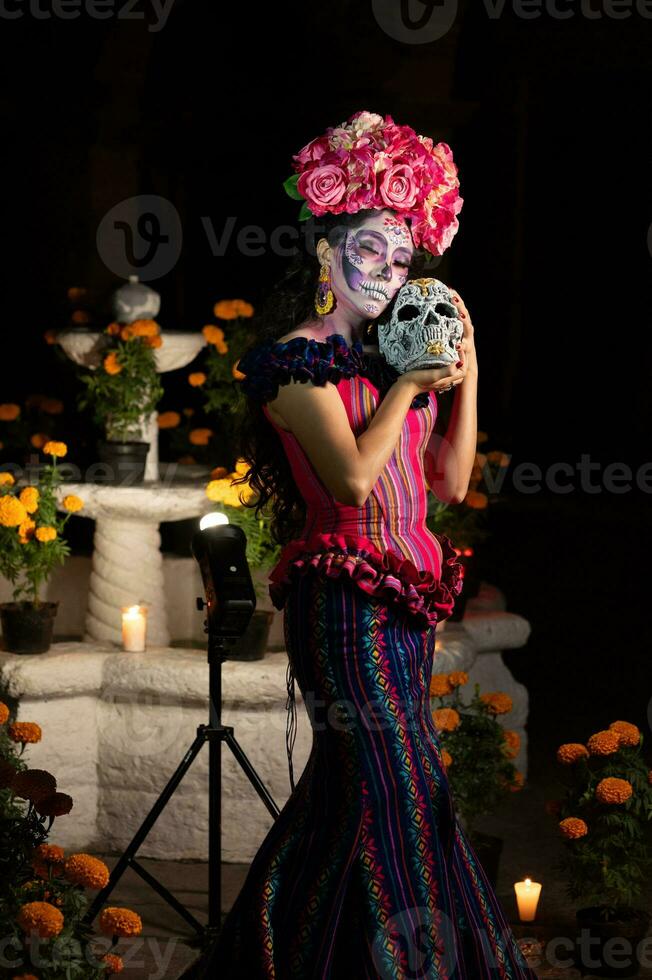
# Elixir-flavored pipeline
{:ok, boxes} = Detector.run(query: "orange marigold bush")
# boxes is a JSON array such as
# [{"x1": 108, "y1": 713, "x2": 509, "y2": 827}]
[
  {"x1": 16, "y1": 900, "x2": 64, "y2": 938},
  {"x1": 479, "y1": 692, "x2": 512, "y2": 715},
  {"x1": 98, "y1": 906, "x2": 143, "y2": 938},
  {"x1": 202, "y1": 324, "x2": 225, "y2": 344},
  {"x1": 448, "y1": 671, "x2": 469, "y2": 687},
  {"x1": 8, "y1": 722, "x2": 42, "y2": 745},
  {"x1": 559, "y1": 817, "x2": 588, "y2": 839},
  {"x1": 556, "y1": 743, "x2": 589, "y2": 765},
  {"x1": 432, "y1": 708, "x2": 460, "y2": 732},
  {"x1": 63, "y1": 852, "x2": 110, "y2": 889},
  {"x1": 587, "y1": 730, "x2": 621, "y2": 756},
  {"x1": 609, "y1": 720, "x2": 640, "y2": 748},
  {"x1": 595, "y1": 777, "x2": 633, "y2": 805},
  {"x1": 429, "y1": 673, "x2": 453, "y2": 697},
  {"x1": 102, "y1": 952, "x2": 125, "y2": 974}
]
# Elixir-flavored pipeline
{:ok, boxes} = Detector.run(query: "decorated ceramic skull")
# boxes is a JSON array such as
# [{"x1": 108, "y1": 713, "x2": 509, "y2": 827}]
[{"x1": 378, "y1": 278, "x2": 463, "y2": 373}]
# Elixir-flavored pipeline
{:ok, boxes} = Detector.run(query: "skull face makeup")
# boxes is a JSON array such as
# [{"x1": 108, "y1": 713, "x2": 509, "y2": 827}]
[
  {"x1": 327, "y1": 210, "x2": 414, "y2": 320},
  {"x1": 378, "y1": 278, "x2": 463, "y2": 374}
]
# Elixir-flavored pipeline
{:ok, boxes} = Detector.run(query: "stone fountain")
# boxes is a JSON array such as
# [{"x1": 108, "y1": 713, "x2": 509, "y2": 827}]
[{"x1": 56, "y1": 277, "x2": 212, "y2": 646}]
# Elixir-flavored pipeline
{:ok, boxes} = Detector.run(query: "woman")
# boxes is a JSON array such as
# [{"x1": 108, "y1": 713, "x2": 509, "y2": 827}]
[{"x1": 186, "y1": 112, "x2": 536, "y2": 979}]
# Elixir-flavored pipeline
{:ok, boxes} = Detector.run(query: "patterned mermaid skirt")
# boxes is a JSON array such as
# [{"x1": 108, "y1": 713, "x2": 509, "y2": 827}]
[{"x1": 188, "y1": 554, "x2": 537, "y2": 980}]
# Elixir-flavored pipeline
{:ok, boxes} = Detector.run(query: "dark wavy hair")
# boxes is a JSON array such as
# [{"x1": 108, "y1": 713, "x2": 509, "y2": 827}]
[{"x1": 231, "y1": 209, "x2": 435, "y2": 547}]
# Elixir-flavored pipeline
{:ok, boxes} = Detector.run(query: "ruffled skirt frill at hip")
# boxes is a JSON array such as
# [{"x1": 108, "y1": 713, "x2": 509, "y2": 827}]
[{"x1": 190, "y1": 533, "x2": 536, "y2": 979}]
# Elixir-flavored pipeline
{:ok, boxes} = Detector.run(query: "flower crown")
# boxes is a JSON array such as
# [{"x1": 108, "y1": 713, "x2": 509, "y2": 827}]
[{"x1": 283, "y1": 110, "x2": 463, "y2": 258}]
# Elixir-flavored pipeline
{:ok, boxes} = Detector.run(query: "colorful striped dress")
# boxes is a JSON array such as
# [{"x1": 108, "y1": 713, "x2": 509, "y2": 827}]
[{"x1": 193, "y1": 333, "x2": 536, "y2": 979}]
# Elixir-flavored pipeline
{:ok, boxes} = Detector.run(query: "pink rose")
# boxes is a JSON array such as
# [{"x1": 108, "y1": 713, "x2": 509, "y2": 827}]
[
  {"x1": 379, "y1": 164, "x2": 418, "y2": 210},
  {"x1": 292, "y1": 136, "x2": 331, "y2": 172},
  {"x1": 297, "y1": 165, "x2": 347, "y2": 214}
]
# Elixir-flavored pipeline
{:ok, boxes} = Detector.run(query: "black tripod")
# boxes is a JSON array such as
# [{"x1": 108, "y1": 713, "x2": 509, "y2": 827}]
[{"x1": 83, "y1": 597, "x2": 281, "y2": 954}]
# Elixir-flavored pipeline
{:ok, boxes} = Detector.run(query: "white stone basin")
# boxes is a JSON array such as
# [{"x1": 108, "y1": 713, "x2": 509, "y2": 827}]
[
  {"x1": 57, "y1": 482, "x2": 212, "y2": 523},
  {"x1": 56, "y1": 329, "x2": 206, "y2": 373}
]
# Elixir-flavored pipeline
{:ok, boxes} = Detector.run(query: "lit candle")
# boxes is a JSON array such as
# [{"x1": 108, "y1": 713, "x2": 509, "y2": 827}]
[
  {"x1": 514, "y1": 878, "x2": 542, "y2": 921},
  {"x1": 121, "y1": 604, "x2": 148, "y2": 652}
]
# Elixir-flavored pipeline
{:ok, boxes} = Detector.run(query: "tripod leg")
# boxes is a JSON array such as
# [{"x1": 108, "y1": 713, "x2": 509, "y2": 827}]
[{"x1": 223, "y1": 729, "x2": 281, "y2": 820}]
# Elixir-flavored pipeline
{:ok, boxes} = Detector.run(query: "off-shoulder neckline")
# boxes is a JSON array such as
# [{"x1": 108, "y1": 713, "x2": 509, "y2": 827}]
[{"x1": 271, "y1": 332, "x2": 364, "y2": 352}]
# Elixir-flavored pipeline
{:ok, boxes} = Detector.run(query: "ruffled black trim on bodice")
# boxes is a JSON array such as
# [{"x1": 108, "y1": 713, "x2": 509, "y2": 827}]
[{"x1": 236, "y1": 333, "x2": 430, "y2": 411}]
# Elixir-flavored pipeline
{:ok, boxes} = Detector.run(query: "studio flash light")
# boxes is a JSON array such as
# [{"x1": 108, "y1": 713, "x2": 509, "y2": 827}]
[{"x1": 192, "y1": 511, "x2": 256, "y2": 637}]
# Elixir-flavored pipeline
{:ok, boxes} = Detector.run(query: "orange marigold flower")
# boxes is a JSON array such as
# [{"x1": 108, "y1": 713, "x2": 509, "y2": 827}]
[
  {"x1": 587, "y1": 730, "x2": 621, "y2": 756},
  {"x1": 510, "y1": 771, "x2": 525, "y2": 792},
  {"x1": 43, "y1": 440, "x2": 67, "y2": 458},
  {"x1": 40, "y1": 397, "x2": 64, "y2": 415},
  {"x1": 433, "y1": 708, "x2": 460, "y2": 732},
  {"x1": 16, "y1": 900, "x2": 64, "y2": 938},
  {"x1": 157, "y1": 411, "x2": 181, "y2": 430},
  {"x1": 102, "y1": 952, "x2": 125, "y2": 974},
  {"x1": 188, "y1": 372, "x2": 207, "y2": 387},
  {"x1": 0, "y1": 701, "x2": 9, "y2": 724},
  {"x1": 62, "y1": 494, "x2": 83, "y2": 513},
  {"x1": 34, "y1": 792, "x2": 73, "y2": 817},
  {"x1": 215, "y1": 340, "x2": 229, "y2": 355},
  {"x1": 608, "y1": 720, "x2": 640, "y2": 748},
  {"x1": 8, "y1": 722, "x2": 42, "y2": 744},
  {"x1": 189, "y1": 428, "x2": 214, "y2": 446},
  {"x1": 0, "y1": 471, "x2": 15, "y2": 485},
  {"x1": 503, "y1": 730, "x2": 521, "y2": 759},
  {"x1": 18, "y1": 518, "x2": 36, "y2": 544},
  {"x1": 44, "y1": 328, "x2": 59, "y2": 344},
  {"x1": 19, "y1": 487, "x2": 39, "y2": 514},
  {"x1": 447, "y1": 671, "x2": 469, "y2": 687},
  {"x1": 480, "y1": 692, "x2": 513, "y2": 715},
  {"x1": 0, "y1": 403, "x2": 20, "y2": 421},
  {"x1": 71, "y1": 310, "x2": 89, "y2": 324},
  {"x1": 441, "y1": 749, "x2": 453, "y2": 768},
  {"x1": 429, "y1": 673, "x2": 453, "y2": 697},
  {"x1": 36, "y1": 526, "x2": 57, "y2": 543},
  {"x1": 146, "y1": 335, "x2": 163, "y2": 349},
  {"x1": 556, "y1": 743, "x2": 589, "y2": 765},
  {"x1": 12, "y1": 973, "x2": 40, "y2": 979},
  {"x1": 214, "y1": 299, "x2": 254, "y2": 319},
  {"x1": 104, "y1": 352, "x2": 123, "y2": 375},
  {"x1": 33, "y1": 843, "x2": 65, "y2": 866},
  {"x1": 464, "y1": 490, "x2": 488, "y2": 509},
  {"x1": 211, "y1": 466, "x2": 229, "y2": 479},
  {"x1": 559, "y1": 817, "x2": 588, "y2": 840},
  {"x1": 30, "y1": 433, "x2": 48, "y2": 449},
  {"x1": 202, "y1": 324, "x2": 225, "y2": 344},
  {"x1": 0, "y1": 496, "x2": 28, "y2": 527},
  {"x1": 67, "y1": 286, "x2": 87, "y2": 301},
  {"x1": 130, "y1": 318, "x2": 160, "y2": 337},
  {"x1": 595, "y1": 777, "x2": 633, "y2": 805},
  {"x1": 64, "y1": 853, "x2": 110, "y2": 889},
  {"x1": 544, "y1": 799, "x2": 562, "y2": 817},
  {"x1": 232, "y1": 360, "x2": 246, "y2": 380},
  {"x1": 106, "y1": 321, "x2": 121, "y2": 335},
  {"x1": 12, "y1": 769, "x2": 57, "y2": 802},
  {"x1": 99, "y1": 906, "x2": 143, "y2": 938}
]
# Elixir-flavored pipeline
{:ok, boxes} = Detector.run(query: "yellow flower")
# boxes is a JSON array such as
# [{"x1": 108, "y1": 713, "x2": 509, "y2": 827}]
[
  {"x1": 213, "y1": 299, "x2": 254, "y2": 320},
  {"x1": 157, "y1": 411, "x2": 181, "y2": 430},
  {"x1": 447, "y1": 671, "x2": 468, "y2": 687},
  {"x1": 0, "y1": 403, "x2": 20, "y2": 421},
  {"x1": 16, "y1": 900, "x2": 64, "y2": 938},
  {"x1": 19, "y1": 487, "x2": 39, "y2": 514},
  {"x1": 464, "y1": 490, "x2": 488, "y2": 510},
  {"x1": 432, "y1": 707, "x2": 460, "y2": 732},
  {"x1": 189, "y1": 428, "x2": 214, "y2": 446},
  {"x1": 608, "y1": 720, "x2": 640, "y2": 748},
  {"x1": 104, "y1": 352, "x2": 122, "y2": 375},
  {"x1": 188, "y1": 372, "x2": 207, "y2": 387},
  {"x1": 503, "y1": 730, "x2": 521, "y2": 759},
  {"x1": 211, "y1": 466, "x2": 229, "y2": 479},
  {"x1": 0, "y1": 496, "x2": 28, "y2": 527},
  {"x1": 587, "y1": 730, "x2": 621, "y2": 756},
  {"x1": 18, "y1": 518, "x2": 36, "y2": 544},
  {"x1": 202, "y1": 324, "x2": 225, "y2": 345},
  {"x1": 63, "y1": 853, "x2": 110, "y2": 889},
  {"x1": 429, "y1": 673, "x2": 453, "y2": 697},
  {"x1": 30, "y1": 433, "x2": 48, "y2": 449},
  {"x1": 556, "y1": 743, "x2": 589, "y2": 765},
  {"x1": 98, "y1": 906, "x2": 143, "y2": 938},
  {"x1": 43, "y1": 441, "x2": 67, "y2": 458},
  {"x1": 233, "y1": 458, "x2": 250, "y2": 475},
  {"x1": 0, "y1": 472, "x2": 15, "y2": 486},
  {"x1": 559, "y1": 817, "x2": 588, "y2": 840},
  {"x1": 595, "y1": 777, "x2": 633, "y2": 805},
  {"x1": 480, "y1": 692, "x2": 512, "y2": 715},
  {"x1": 62, "y1": 495, "x2": 83, "y2": 513},
  {"x1": 36, "y1": 526, "x2": 57, "y2": 543}
]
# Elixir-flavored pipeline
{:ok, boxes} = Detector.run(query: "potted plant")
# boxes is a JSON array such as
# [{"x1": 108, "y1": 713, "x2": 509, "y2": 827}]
[
  {"x1": 0, "y1": 442, "x2": 83, "y2": 653},
  {"x1": 547, "y1": 720, "x2": 652, "y2": 978},
  {"x1": 427, "y1": 430, "x2": 510, "y2": 621},
  {"x1": 204, "y1": 459, "x2": 281, "y2": 660},
  {"x1": 430, "y1": 671, "x2": 524, "y2": 887},
  {"x1": 77, "y1": 318, "x2": 163, "y2": 486}
]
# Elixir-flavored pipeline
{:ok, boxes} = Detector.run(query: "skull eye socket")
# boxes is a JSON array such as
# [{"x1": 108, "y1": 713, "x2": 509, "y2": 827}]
[
  {"x1": 435, "y1": 302, "x2": 457, "y2": 319},
  {"x1": 397, "y1": 303, "x2": 421, "y2": 322}
]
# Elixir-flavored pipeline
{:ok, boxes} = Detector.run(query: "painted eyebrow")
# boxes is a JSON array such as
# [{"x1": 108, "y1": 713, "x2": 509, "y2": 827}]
[{"x1": 357, "y1": 229, "x2": 413, "y2": 257}]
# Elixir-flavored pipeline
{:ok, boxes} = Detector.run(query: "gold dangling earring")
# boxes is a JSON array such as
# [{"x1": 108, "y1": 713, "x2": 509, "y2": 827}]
[{"x1": 315, "y1": 264, "x2": 335, "y2": 315}]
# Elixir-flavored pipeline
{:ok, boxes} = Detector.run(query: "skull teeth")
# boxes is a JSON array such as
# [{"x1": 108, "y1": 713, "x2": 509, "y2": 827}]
[{"x1": 361, "y1": 283, "x2": 389, "y2": 302}]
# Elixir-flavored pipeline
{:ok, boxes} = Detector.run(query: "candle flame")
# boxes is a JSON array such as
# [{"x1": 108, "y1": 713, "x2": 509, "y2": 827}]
[{"x1": 524, "y1": 878, "x2": 532, "y2": 887}]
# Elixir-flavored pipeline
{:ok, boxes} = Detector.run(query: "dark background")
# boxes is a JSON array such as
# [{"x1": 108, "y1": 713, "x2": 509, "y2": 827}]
[{"x1": 0, "y1": 0, "x2": 650, "y2": 770}]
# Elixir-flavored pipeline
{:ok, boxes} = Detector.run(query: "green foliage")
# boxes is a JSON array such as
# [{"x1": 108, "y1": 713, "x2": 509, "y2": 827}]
[
  {"x1": 78, "y1": 326, "x2": 163, "y2": 441},
  {"x1": 0, "y1": 460, "x2": 74, "y2": 604},
  {"x1": 282, "y1": 173, "x2": 303, "y2": 200},
  {"x1": 431, "y1": 680, "x2": 520, "y2": 834},
  {"x1": 200, "y1": 324, "x2": 253, "y2": 418},
  {"x1": 549, "y1": 726, "x2": 652, "y2": 915}
]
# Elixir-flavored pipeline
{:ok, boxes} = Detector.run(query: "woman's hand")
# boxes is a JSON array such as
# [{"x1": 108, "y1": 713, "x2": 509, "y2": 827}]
[{"x1": 449, "y1": 289, "x2": 478, "y2": 376}]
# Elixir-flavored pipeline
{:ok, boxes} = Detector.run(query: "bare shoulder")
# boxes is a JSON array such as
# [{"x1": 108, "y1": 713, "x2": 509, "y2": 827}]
[
  {"x1": 265, "y1": 329, "x2": 340, "y2": 431},
  {"x1": 274, "y1": 329, "x2": 326, "y2": 345}
]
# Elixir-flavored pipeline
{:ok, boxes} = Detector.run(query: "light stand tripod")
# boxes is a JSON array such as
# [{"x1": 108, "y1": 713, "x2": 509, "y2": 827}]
[{"x1": 83, "y1": 529, "x2": 281, "y2": 958}]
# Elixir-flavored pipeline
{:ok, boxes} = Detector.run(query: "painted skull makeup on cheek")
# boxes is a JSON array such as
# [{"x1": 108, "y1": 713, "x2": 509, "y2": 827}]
[{"x1": 339, "y1": 224, "x2": 413, "y2": 314}]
